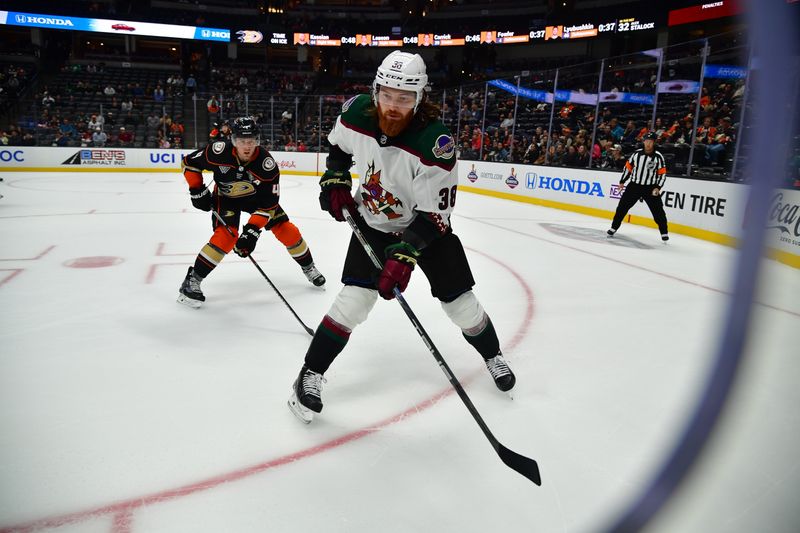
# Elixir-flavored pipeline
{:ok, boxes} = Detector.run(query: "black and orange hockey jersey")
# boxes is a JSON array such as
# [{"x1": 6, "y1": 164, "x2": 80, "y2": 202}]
[{"x1": 182, "y1": 140, "x2": 280, "y2": 204}]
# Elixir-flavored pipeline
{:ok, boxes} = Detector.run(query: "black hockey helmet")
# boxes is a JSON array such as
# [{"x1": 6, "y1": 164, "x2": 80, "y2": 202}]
[
  {"x1": 231, "y1": 116, "x2": 259, "y2": 141},
  {"x1": 643, "y1": 131, "x2": 657, "y2": 141}
]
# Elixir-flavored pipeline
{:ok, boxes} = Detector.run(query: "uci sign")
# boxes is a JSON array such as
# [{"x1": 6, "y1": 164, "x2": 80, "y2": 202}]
[{"x1": 0, "y1": 150, "x2": 24, "y2": 162}]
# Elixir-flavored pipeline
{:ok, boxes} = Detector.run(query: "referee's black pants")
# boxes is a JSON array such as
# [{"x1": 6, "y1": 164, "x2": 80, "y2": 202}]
[{"x1": 611, "y1": 182, "x2": 669, "y2": 234}]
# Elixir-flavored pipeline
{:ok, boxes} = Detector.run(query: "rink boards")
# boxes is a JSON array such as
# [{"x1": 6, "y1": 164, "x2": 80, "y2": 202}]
[{"x1": 1, "y1": 146, "x2": 797, "y2": 267}]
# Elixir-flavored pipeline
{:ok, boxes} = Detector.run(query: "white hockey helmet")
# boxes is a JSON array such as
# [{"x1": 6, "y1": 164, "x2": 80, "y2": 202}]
[{"x1": 372, "y1": 51, "x2": 428, "y2": 112}]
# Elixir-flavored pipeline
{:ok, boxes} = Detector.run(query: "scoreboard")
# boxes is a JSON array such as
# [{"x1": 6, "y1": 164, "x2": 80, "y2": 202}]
[{"x1": 285, "y1": 17, "x2": 658, "y2": 48}]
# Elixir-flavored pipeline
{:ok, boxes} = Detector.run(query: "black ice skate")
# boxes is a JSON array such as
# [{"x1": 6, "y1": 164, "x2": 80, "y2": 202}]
[
  {"x1": 302, "y1": 264, "x2": 326, "y2": 288},
  {"x1": 177, "y1": 267, "x2": 205, "y2": 308},
  {"x1": 661, "y1": 234, "x2": 669, "y2": 243},
  {"x1": 607, "y1": 228, "x2": 616, "y2": 237},
  {"x1": 485, "y1": 353, "x2": 516, "y2": 393},
  {"x1": 288, "y1": 365, "x2": 326, "y2": 424}
]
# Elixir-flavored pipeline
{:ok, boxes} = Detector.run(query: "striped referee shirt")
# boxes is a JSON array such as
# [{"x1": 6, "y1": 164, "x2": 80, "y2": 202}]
[{"x1": 620, "y1": 148, "x2": 667, "y2": 187}]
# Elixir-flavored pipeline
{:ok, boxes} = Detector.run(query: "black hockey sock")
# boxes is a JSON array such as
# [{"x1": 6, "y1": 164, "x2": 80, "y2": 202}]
[
  {"x1": 304, "y1": 315, "x2": 351, "y2": 374},
  {"x1": 193, "y1": 242, "x2": 228, "y2": 279},
  {"x1": 192, "y1": 257, "x2": 214, "y2": 279},
  {"x1": 462, "y1": 318, "x2": 501, "y2": 361},
  {"x1": 293, "y1": 250, "x2": 314, "y2": 269}
]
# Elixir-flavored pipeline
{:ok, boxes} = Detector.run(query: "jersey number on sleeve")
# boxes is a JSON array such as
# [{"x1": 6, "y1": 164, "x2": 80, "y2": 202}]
[{"x1": 437, "y1": 185, "x2": 457, "y2": 209}]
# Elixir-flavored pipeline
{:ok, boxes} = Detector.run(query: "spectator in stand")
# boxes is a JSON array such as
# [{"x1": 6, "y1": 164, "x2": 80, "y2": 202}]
[
  {"x1": 185, "y1": 75, "x2": 197, "y2": 94},
  {"x1": 706, "y1": 116, "x2": 734, "y2": 166},
  {"x1": 497, "y1": 142, "x2": 509, "y2": 162},
  {"x1": 608, "y1": 118, "x2": 624, "y2": 141},
  {"x1": 59, "y1": 118, "x2": 76, "y2": 139},
  {"x1": 653, "y1": 118, "x2": 667, "y2": 141},
  {"x1": 42, "y1": 92, "x2": 55, "y2": 107},
  {"x1": 92, "y1": 127, "x2": 107, "y2": 147},
  {"x1": 459, "y1": 141, "x2": 478, "y2": 161},
  {"x1": 672, "y1": 119, "x2": 695, "y2": 145},
  {"x1": 80, "y1": 129, "x2": 93, "y2": 147},
  {"x1": 20, "y1": 131, "x2": 35, "y2": 146},
  {"x1": 575, "y1": 144, "x2": 590, "y2": 167},
  {"x1": 664, "y1": 120, "x2": 681, "y2": 143},
  {"x1": 281, "y1": 109, "x2": 293, "y2": 132},
  {"x1": 471, "y1": 130, "x2": 483, "y2": 152},
  {"x1": 297, "y1": 139, "x2": 307, "y2": 152},
  {"x1": 104, "y1": 85, "x2": 116, "y2": 97},
  {"x1": 118, "y1": 126, "x2": 133, "y2": 147},
  {"x1": 696, "y1": 116, "x2": 717, "y2": 146},
  {"x1": 621, "y1": 120, "x2": 638, "y2": 144},
  {"x1": 53, "y1": 131, "x2": 69, "y2": 147},
  {"x1": 169, "y1": 120, "x2": 184, "y2": 138},
  {"x1": 153, "y1": 85, "x2": 165, "y2": 102},
  {"x1": 562, "y1": 145, "x2": 579, "y2": 167},
  {"x1": 4, "y1": 129, "x2": 20, "y2": 146},
  {"x1": 120, "y1": 98, "x2": 133, "y2": 113},
  {"x1": 522, "y1": 141, "x2": 539, "y2": 164},
  {"x1": 607, "y1": 144, "x2": 626, "y2": 170},
  {"x1": 499, "y1": 113, "x2": 514, "y2": 129},
  {"x1": 207, "y1": 95, "x2": 220, "y2": 114},
  {"x1": 88, "y1": 114, "x2": 104, "y2": 130},
  {"x1": 546, "y1": 144, "x2": 561, "y2": 166}
]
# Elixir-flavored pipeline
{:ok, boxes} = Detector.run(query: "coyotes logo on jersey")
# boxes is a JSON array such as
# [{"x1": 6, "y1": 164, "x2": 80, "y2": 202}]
[{"x1": 360, "y1": 161, "x2": 403, "y2": 220}]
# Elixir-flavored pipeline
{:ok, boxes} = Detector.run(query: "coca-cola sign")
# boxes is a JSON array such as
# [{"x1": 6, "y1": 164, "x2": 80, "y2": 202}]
[{"x1": 767, "y1": 192, "x2": 800, "y2": 247}]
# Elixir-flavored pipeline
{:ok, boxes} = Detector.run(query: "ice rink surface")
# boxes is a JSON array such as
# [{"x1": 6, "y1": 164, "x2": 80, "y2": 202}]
[{"x1": 0, "y1": 171, "x2": 798, "y2": 533}]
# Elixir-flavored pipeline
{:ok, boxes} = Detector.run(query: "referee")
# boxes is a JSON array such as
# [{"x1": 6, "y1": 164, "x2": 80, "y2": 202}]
[{"x1": 607, "y1": 131, "x2": 669, "y2": 242}]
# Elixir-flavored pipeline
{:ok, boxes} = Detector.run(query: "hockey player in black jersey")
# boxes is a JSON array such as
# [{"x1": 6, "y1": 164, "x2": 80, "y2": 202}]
[{"x1": 178, "y1": 116, "x2": 325, "y2": 308}]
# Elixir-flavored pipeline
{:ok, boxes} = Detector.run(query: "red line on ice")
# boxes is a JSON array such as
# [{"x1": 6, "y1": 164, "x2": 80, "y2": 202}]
[{"x1": 0, "y1": 246, "x2": 534, "y2": 533}]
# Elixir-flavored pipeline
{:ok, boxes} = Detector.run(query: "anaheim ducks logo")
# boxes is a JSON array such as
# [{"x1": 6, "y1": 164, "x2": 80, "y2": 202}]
[
  {"x1": 217, "y1": 181, "x2": 256, "y2": 198},
  {"x1": 235, "y1": 30, "x2": 263, "y2": 44},
  {"x1": 263, "y1": 157, "x2": 276, "y2": 171}
]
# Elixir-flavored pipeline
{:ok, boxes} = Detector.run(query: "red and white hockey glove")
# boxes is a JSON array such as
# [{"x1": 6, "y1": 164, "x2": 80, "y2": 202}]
[
  {"x1": 319, "y1": 170, "x2": 355, "y2": 221},
  {"x1": 377, "y1": 242, "x2": 419, "y2": 300}
]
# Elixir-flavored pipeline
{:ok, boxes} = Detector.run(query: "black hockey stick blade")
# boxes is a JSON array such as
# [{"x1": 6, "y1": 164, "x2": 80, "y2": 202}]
[{"x1": 498, "y1": 444, "x2": 542, "y2": 485}]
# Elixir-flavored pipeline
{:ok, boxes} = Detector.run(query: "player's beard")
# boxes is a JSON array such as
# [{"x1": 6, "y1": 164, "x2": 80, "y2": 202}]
[{"x1": 377, "y1": 104, "x2": 414, "y2": 137}]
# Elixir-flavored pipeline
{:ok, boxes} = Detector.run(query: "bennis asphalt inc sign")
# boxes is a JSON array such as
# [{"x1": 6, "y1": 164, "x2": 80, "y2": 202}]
[{"x1": 63, "y1": 149, "x2": 127, "y2": 166}]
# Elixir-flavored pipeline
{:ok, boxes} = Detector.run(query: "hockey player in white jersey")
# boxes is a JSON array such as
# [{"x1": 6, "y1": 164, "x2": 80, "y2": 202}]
[{"x1": 289, "y1": 50, "x2": 515, "y2": 423}]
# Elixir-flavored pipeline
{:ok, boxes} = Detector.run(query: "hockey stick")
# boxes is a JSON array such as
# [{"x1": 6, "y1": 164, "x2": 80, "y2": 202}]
[
  {"x1": 342, "y1": 208, "x2": 541, "y2": 486},
  {"x1": 211, "y1": 209, "x2": 314, "y2": 336}
]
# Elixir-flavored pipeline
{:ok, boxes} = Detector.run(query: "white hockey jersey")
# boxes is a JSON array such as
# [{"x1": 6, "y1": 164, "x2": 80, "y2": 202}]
[{"x1": 327, "y1": 94, "x2": 458, "y2": 234}]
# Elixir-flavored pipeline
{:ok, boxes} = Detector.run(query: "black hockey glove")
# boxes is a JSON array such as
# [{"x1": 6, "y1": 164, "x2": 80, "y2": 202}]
[
  {"x1": 189, "y1": 186, "x2": 212, "y2": 212},
  {"x1": 319, "y1": 170, "x2": 355, "y2": 221},
  {"x1": 234, "y1": 224, "x2": 261, "y2": 257}
]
